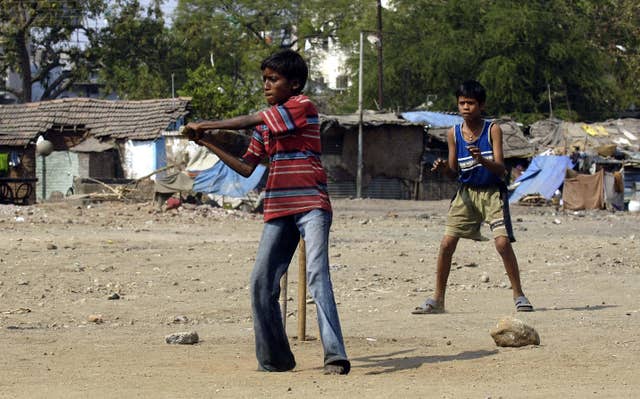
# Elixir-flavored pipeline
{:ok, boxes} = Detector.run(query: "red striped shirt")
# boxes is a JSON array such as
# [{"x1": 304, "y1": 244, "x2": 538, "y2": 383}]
[{"x1": 242, "y1": 95, "x2": 331, "y2": 221}]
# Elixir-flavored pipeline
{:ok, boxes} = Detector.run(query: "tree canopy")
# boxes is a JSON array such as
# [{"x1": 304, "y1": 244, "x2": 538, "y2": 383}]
[
  {"x1": 171, "y1": 0, "x2": 363, "y2": 118},
  {"x1": 1, "y1": 0, "x2": 638, "y2": 122},
  {"x1": 0, "y1": 0, "x2": 106, "y2": 102},
  {"x1": 96, "y1": 0, "x2": 175, "y2": 100},
  {"x1": 366, "y1": 0, "x2": 639, "y2": 121}
]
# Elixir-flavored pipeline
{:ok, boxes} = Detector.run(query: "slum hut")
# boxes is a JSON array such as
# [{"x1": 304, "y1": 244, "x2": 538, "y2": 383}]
[
  {"x1": 154, "y1": 129, "x2": 266, "y2": 211},
  {"x1": 401, "y1": 111, "x2": 535, "y2": 200},
  {"x1": 401, "y1": 111, "x2": 461, "y2": 200},
  {"x1": 529, "y1": 118, "x2": 640, "y2": 204},
  {"x1": 320, "y1": 112, "x2": 426, "y2": 199},
  {"x1": 0, "y1": 97, "x2": 191, "y2": 202}
]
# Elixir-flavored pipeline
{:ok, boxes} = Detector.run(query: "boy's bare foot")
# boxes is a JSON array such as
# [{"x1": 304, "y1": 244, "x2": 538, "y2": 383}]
[{"x1": 323, "y1": 360, "x2": 350, "y2": 375}]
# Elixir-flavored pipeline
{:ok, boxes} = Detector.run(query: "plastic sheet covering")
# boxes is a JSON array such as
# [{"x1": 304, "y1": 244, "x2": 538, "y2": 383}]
[
  {"x1": 193, "y1": 162, "x2": 266, "y2": 197},
  {"x1": 509, "y1": 155, "x2": 573, "y2": 204}
]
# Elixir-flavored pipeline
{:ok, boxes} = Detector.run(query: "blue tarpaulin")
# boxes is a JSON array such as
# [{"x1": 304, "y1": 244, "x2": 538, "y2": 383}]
[
  {"x1": 509, "y1": 155, "x2": 573, "y2": 204},
  {"x1": 193, "y1": 162, "x2": 266, "y2": 197},
  {"x1": 401, "y1": 111, "x2": 464, "y2": 128}
]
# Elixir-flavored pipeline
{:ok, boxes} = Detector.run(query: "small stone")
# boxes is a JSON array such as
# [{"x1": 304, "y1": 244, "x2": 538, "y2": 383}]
[
  {"x1": 173, "y1": 315, "x2": 189, "y2": 324},
  {"x1": 107, "y1": 292, "x2": 120, "y2": 300},
  {"x1": 480, "y1": 273, "x2": 490, "y2": 283},
  {"x1": 70, "y1": 263, "x2": 85, "y2": 272},
  {"x1": 165, "y1": 331, "x2": 199, "y2": 345},
  {"x1": 46, "y1": 243, "x2": 58, "y2": 250},
  {"x1": 87, "y1": 314, "x2": 104, "y2": 324}
]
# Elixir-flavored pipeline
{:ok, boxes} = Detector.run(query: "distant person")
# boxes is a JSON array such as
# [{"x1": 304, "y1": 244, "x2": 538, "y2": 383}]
[
  {"x1": 509, "y1": 164, "x2": 525, "y2": 186},
  {"x1": 570, "y1": 146, "x2": 582, "y2": 171},
  {"x1": 412, "y1": 80, "x2": 533, "y2": 314},
  {"x1": 182, "y1": 49, "x2": 350, "y2": 375}
]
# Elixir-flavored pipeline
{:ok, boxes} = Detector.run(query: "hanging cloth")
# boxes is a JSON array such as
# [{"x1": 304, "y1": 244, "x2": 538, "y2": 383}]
[{"x1": 0, "y1": 153, "x2": 9, "y2": 175}]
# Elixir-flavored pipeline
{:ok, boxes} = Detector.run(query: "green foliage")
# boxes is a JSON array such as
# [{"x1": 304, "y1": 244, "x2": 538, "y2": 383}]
[
  {"x1": 3, "y1": 0, "x2": 637, "y2": 123},
  {"x1": 108, "y1": 64, "x2": 168, "y2": 100},
  {"x1": 171, "y1": 0, "x2": 363, "y2": 116},
  {"x1": 337, "y1": 0, "x2": 639, "y2": 121},
  {"x1": 177, "y1": 64, "x2": 263, "y2": 120},
  {"x1": 97, "y1": 0, "x2": 173, "y2": 99},
  {"x1": 0, "y1": 0, "x2": 107, "y2": 102}
]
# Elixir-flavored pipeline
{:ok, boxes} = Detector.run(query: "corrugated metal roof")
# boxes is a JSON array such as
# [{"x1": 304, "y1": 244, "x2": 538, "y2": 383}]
[
  {"x1": 0, "y1": 97, "x2": 191, "y2": 146},
  {"x1": 409, "y1": 112, "x2": 535, "y2": 158},
  {"x1": 320, "y1": 112, "x2": 425, "y2": 129}
]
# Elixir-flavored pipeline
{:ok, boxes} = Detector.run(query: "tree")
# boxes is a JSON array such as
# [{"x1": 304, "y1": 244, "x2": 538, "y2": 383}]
[
  {"x1": 0, "y1": 0, "x2": 106, "y2": 102},
  {"x1": 171, "y1": 0, "x2": 362, "y2": 114},
  {"x1": 97, "y1": 0, "x2": 175, "y2": 99},
  {"x1": 578, "y1": 0, "x2": 640, "y2": 113},
  {"x1": 345, "y1": 0, "x2": 629, "y2": 121},
  {"x1": 178, "y1": 64, "x2": 263, "y2": 119}
]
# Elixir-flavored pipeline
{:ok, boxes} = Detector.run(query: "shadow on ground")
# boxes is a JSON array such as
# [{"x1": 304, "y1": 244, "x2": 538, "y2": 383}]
[
  {"x1": 533, "y1": 304, "x2": 617, "y2": 312},
  {"x1": 352, "y1": 348, "x2": 498, "y2": 375}
]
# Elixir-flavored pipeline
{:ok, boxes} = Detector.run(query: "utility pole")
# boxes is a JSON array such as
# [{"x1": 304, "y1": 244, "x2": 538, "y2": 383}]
[
  {"x1": 547, "y1": 83, "x2": 553, "y2": 118},
  {"x1": 171, "y1": 73, "x2": 175, "y2": 99},
  {"x1": 357, "y1": 32, "x2": 364, "y2": 199},
  {"x1": 376, "y1": 0, "x2": 383, "y2": 110}
]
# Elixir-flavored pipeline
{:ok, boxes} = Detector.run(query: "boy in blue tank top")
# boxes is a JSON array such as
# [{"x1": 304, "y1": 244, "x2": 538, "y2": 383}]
[{"x1": 412, "y1": 80, "x2": 533, "y2": 314}]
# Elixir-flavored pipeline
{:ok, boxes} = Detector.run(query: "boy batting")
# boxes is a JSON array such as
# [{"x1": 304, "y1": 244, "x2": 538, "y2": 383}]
[{"x1": 183, "y1": 50, "x2": 350, "y2": 375}]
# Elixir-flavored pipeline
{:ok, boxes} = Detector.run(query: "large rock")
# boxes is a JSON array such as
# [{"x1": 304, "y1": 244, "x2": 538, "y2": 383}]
[
  {"x1": 165, "y1": 331, "x2": 199, "y2": 345},
  {"x1": 490, "y1": 317, "x2": 540, "y2": 347}
]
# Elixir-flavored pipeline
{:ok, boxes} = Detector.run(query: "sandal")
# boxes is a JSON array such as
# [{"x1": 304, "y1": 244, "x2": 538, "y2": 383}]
[
  {"x1": 515, "y1": 296, "x2": 534, "y2": 312},
  {"x1": 411, "y1": 298, "x2": 444, "y2": 314}
]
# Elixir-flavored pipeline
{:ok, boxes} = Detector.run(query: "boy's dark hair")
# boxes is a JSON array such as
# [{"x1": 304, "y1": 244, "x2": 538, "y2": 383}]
[
  {"x1": 261, "y1": 49, "x2": 308, "y2": 94},
  {"x1": 455, "y1": 80, "x2": 486, "y2": 104}
]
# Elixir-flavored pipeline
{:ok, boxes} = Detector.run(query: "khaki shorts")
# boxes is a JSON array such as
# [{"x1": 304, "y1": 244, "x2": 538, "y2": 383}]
[{"x1": 444, "y1": 185, "x2": 514, "y2": 241}]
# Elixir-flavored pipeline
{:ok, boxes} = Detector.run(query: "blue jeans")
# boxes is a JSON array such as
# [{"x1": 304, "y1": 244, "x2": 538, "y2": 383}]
[{"x1": 251, "y1": 209, "x2": 349, "y2": 371}]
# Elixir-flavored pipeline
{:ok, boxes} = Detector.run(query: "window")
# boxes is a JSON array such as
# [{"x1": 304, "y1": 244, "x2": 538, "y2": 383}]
[{"x1": 335, "y1": 75, "x2": 348, "y2": 90}]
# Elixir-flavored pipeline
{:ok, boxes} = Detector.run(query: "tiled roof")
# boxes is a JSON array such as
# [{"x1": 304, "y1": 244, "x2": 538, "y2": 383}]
[{"x1": 0, "y1": 97, "x2": 191, "y2": 146}]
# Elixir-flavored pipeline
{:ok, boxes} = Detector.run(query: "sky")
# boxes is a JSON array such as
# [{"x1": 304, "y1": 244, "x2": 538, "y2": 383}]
[
  {"x1": 141, "y1": 0, "x2": 177, "y2": 24},
  {"x1": 159, "y1": 0, "x2": 177, "y2": 19},
  {"x1": 146, "y1": 0, "x2": 393, "y2": 22}
]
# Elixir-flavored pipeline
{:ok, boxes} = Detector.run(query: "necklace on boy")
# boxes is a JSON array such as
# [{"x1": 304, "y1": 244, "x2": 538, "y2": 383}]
[{"x1": 463, "y1": 123, "x2": 482, "y2": 141}]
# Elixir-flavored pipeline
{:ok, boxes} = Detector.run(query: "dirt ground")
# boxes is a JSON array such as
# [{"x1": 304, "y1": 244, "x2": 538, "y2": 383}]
[{"x1": 1, "y1": 197, "x2": 639, "y2": 398}]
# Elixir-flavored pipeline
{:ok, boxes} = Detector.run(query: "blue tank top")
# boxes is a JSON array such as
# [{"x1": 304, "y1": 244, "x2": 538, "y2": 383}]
[{"x1": 455, "y1": 120, "x2": 502, "y2": 187}]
